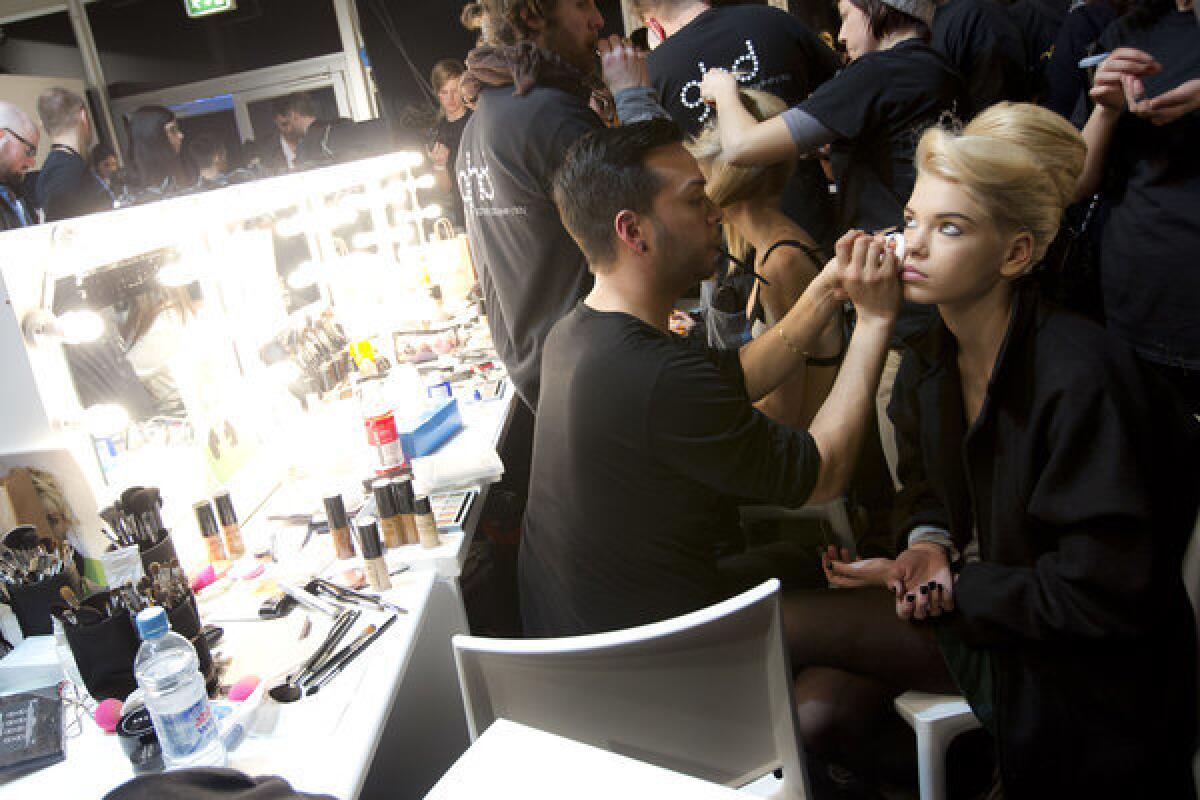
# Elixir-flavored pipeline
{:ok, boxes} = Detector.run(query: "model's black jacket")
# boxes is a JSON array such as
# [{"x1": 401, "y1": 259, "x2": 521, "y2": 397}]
[{"x1": 890, "y1": 284, "x2": 1199, "y2": 798}]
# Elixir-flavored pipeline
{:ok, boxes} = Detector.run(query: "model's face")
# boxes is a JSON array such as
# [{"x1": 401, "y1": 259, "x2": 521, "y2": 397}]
[
  {"x1": 164, "y1": 119, "x2": 184, "y2": 154},
  {"x1": 538, "y1": 0, "x2": 605, "y2": 74},
  {"x1": 837, "y1": 0, "x2": 876, "y2": 61},
  {"x1": 644, "y1": 144, "x2": 724, "y2": 285},
  {"x1": 438, "y1": 76, "x2": 464, "y2": 117},
  {"x1": 900, "y1": 174, "x2": 1020, "y2": 307},
  {"x1": 0, "y1": 123, "x2": 39, "y2": 184}
]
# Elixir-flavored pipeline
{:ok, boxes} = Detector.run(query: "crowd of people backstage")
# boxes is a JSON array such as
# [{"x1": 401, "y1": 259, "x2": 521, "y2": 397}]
[
  {"x1": 452, "y1": 0, "x2": 1200, "y2": 797},
  {"x1": 0, "y1": 88, "x2": 372, "y2": 233}
]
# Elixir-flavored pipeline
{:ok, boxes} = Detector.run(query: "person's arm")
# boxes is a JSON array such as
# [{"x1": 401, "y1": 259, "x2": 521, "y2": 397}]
[
  {"x1": 599, "y1": 35, "x2": 669, "y2": 123},
  {"x1": 754, "y1": 248, "x2": 839, "y2": 429},
  {"x1": 1075, "y1": 47, "x2": 1159, "y2": 200},
  {"x1": 801, "y1": 232, "x2": 900, "y2": 504},
  {"x1": 700, "y1": 69, "x2": 800, "y2": 165}
]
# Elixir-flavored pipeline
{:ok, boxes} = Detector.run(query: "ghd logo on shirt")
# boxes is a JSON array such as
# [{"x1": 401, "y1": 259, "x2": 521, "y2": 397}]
[
  {"x1": 458, "y1": 151, "x2": 496, "y2": 213},
  {"x1": 680, "y1": 39, "x2": 761, "y2": 125}
]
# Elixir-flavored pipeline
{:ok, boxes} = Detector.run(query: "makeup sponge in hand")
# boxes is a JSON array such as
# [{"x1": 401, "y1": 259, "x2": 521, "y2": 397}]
[{"x1": 94, "y1": 698, "x2": 123, "y2": 732}]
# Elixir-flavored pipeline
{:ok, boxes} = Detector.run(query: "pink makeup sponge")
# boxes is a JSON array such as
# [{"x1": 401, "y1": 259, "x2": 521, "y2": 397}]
[
  {"x1": 228, "y1": 676, "x2": 260, "y2": 702},
  {"x1": 94, "y1": 698, "x2": 123, "y2": 732}
]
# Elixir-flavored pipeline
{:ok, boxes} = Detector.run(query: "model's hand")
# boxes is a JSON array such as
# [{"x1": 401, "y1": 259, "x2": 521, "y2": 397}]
[
  {"x1": 1136, "y1": 78, "x2": 1200, "y2": 126},
  {"x1": 894, "y1": 543, "x2": 955, "y2": 621},
  {"x1": 700, "y1": 69, "x2": 739, "y2": 106},
  {"x1": 833, "y1": 230, "x2": 900, "y2": 326},
  {"x1": 599, "y1": 35, "x2": 648, "y2": 94},
  {"x1": 430, "y1": 142, "x2": 450, "y2": 168},
  {"x1": 822, "y1": 546, "x2": 903, "y2": 592},
  {"x1": 1089, "y1": 47, "x2": 1160, "y2": 112}
]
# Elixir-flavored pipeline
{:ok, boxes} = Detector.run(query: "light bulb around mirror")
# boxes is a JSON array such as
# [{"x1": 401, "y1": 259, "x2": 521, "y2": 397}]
[
  {"x1": 286, "y1": 262, "x2": 317, "y2": 290},
  {"x1": 57, "y1": 310, "x2": 105, "y2": 344},
  {"x1": 157, "y1": 259, "x2": 199, "y2": 287},
  {"x1": 414, "y1": 174, "x2": 436, "y2": 190}
]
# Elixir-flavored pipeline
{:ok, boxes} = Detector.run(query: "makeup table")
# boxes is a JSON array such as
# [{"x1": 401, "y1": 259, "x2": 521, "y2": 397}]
[{"x1": 0, "y1": 569, "x2": 472, "y2": 800}]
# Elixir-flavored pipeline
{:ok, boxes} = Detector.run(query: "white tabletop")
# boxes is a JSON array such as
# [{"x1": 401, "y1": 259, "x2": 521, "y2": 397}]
[
  {"x1": 0, "y1": 570, "x2": 444, "y2": 799},
  {"x1": 424, "y1": 719, "x2": 745, "y2": 799}
]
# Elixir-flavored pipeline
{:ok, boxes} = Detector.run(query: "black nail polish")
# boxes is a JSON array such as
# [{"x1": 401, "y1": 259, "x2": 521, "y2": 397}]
[
  {"x1": 919, "y1": 585, "x2": 928, "y2": 595},
  {"x1": 927, "y1": 580, "x2": 937, "y2": 590},
  {"x1": 906, "y1": 594, "x2": 915, "y2": 603}
]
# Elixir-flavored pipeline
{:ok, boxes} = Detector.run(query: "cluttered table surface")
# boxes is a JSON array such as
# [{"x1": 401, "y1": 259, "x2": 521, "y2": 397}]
[{"x1": 0, "y1": 381, "x2": 517, "y2": 799}]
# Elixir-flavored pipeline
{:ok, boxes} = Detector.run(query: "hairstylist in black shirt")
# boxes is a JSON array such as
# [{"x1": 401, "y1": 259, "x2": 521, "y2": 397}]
[
  {"x1": 521, "y1": 119, "x2": 899, "y2": 637},
  {"x1": 1076, "y1": 0, "x2": 1200, "y2": 411},
  {"x1": 701, "y1": 0, "x2": 968, "y2": 486},
  {"x1": 637, "y1": 0, "x2": 842, "y2": 245}
]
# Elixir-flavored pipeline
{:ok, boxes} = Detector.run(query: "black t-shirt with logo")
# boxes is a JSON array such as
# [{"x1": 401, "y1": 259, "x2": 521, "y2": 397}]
[
  {"x1": 800, "y1": 39, "x2": 968, "y2": 341},
  {"x1": 800, "y1": 39, "x2": 968, "y2": 236},
  {"x1": 648, "y1": 4, "x2": 842, "y2": 245}
]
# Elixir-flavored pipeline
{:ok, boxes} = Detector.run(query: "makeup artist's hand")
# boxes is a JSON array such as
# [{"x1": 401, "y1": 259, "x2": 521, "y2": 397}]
[
  {"x1": 833, "y1": 230, "x2": 900, "y2": 325},
  {"x1": 822, "y1": 546, "x2": 903, "y2": 592},
  {"x1": 1135, "y1": 79, "x2": 1200, "y2": 126},
  {"x1": 1090, "y1": 47, "x2": 1160, "y2": 112},
  {"x1": 700, "y1": 68, "x2": 739, "y2": 106},
  {"x1": 599, "y1": 35, "x2": 648, "y2": 94},
  {"x1": 894, "y1": 543, "x2": 955, "y2": 622}
]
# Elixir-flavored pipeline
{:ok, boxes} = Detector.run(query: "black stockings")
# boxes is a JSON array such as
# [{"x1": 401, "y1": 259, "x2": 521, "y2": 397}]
[{"x1": 781, "y1": 588, "x2": 959, "y2": 784}]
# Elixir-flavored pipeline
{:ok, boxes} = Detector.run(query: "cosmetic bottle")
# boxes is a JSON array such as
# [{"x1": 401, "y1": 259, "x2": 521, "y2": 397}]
[
  {"x1": 414, "y1": 496, "x2": 440, "y2": 549},
  {"x1": 324, "y1": 495, "x2": 356, "y2": 560},
  {"x1": 372, "y1": 480, "x2": 404, "y2": 549},
  {"x1": 354, "y1": 518, "x2": 391, "y2": 591},
  {"x1": 193, "y1": 501, "x2": 227, "y2": 563},
  {"x1": 393, "y1": 477, "x2": 420, "y2": 546},
  {"x1": 213, "y1": 492, "x2": 245, "y2": 559}
]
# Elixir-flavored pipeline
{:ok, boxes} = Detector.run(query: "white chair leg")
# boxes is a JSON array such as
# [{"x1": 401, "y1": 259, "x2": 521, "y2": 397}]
[
  {"x1": 823, "y1": 497, "x2": 856, "y2": 559},
  {"x1": 914, "y1": 722, "x2": 950, "y2": 800}
]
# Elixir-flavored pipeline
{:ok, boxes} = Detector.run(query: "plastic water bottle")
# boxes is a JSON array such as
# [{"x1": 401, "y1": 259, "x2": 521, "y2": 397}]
[{"x1": 134, "y1": 607, "x2": 227, "y2": 769}]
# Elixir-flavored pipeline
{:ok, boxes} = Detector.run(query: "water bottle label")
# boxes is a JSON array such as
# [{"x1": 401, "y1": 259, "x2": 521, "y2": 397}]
[{"x1": 157, "y1": 696, "x2": 217, "y2": 757}]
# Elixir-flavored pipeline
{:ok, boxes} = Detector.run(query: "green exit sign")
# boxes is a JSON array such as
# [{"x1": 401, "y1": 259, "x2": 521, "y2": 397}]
[{"x1": 184, "y1": 0, "x2": 237, "y2": 18}]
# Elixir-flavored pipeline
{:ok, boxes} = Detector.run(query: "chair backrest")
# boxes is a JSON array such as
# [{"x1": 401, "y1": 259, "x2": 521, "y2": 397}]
[{"x1": 451, "y1": 579, "x2": 809, "y2": 800}]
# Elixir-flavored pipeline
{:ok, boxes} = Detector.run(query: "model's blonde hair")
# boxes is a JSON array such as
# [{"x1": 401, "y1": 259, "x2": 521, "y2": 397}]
[
  {"x1": 688, "y1": 89, "x2": 794, "y2": 266},
  {"x1": 915, "y1": 102, "x2": 1085, "y2": 265}
]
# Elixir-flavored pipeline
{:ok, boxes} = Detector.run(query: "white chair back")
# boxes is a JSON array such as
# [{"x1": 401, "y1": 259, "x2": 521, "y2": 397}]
[{"x1": 451, "y1": 579, "x2": 809, "y2": 800}]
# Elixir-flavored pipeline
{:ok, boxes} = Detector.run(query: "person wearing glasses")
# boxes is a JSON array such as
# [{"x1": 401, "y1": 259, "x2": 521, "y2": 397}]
[{"x1": 0, "y1": 101, "x2": 40, "y2": 231}]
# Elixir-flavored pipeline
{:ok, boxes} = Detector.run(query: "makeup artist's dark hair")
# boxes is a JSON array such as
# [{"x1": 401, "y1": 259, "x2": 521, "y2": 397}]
[
  {"x1": 553, "y1": 118, "x2": 684, "y2": 270},
  {"x1": 846, "y1": 0, "x2": 931, "y2": 41}
]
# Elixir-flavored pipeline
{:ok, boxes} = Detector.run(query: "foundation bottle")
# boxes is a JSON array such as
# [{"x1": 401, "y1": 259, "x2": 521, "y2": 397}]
[
  {"x1": 393, "y1": 477, "x2": 419, "y2": 545},
  {"x1": 324, "y1": 494, "x2": 357, "y2": 560},
  {"x1": 414, "y1": 495, "x2": 440, "y2": 549},
  {"x1": 193, "y1": 501, "x2": 227, "y2": 563},
  {"x1": 354, "y1": 518, "x2": 391, "y2": 591},
  {"x1": 213, "y1": 491, "x2": 245, "y2": 559},
  {"x1": 373, "y1": 480, "x2": 404, "y2": 549}
]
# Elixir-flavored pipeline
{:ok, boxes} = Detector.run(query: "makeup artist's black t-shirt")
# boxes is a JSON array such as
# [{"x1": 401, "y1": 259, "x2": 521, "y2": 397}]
[
  {"x1": 519, "y1": 303, "x2": 821, "y2": 637},
  {"x1": 648, "y1": 3, "x2": 842, "y2": 244},
  {"x1": 800, "y1": 39, "x2": 967, "y2": 341},
  {"x1": 1097, "y1": 10, "x2": 1200, "y2": 369}
]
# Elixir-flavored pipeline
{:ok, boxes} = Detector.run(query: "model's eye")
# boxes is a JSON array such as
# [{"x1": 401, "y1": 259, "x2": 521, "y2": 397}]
[
  {"x1": 903, "y1": 217, "x2": 917, "y2": 230},
  {"x1": 938, "y1": 222, "x2": 962, "y2": 236}
]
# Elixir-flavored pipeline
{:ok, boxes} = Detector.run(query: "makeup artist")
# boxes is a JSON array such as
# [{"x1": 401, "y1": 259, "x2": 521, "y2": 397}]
[{"x1": 519, "y1": 120, "x2": 898, "y2": 638}]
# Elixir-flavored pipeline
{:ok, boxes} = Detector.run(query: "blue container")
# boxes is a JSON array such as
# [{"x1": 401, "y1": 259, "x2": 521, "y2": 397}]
[{"x1": 397, "y1": 398, "x2": 463, "y2": 459}]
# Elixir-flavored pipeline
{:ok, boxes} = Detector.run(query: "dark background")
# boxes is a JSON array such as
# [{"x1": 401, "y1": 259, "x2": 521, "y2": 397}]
[{"x1": 1, "y1": 0, "x2": 627, "y2": 121}]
